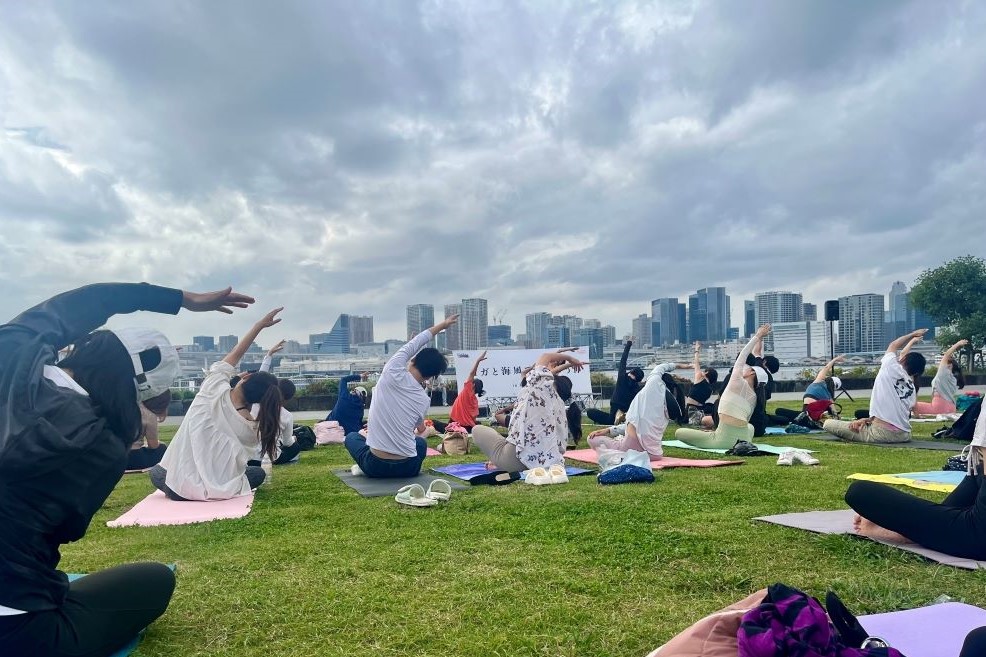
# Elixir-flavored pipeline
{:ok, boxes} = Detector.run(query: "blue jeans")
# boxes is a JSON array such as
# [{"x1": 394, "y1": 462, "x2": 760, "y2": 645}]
[{"x1": 344, "y1": 432, "x2": 427, "y2": 478}]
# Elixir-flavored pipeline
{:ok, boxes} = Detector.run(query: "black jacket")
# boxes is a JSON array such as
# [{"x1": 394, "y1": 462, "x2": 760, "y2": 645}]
[
  {"x1": 609, "y1": 342, "x2": 641, "y2": 414},
  {"x1": 0, "y1": 283, "x2": 182, "y2": 612}
]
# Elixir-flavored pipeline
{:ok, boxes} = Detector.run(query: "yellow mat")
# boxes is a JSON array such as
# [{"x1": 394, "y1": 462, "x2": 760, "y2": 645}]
[{"x1": 846, "y1": 473, "x2": 957, "y2": 493}]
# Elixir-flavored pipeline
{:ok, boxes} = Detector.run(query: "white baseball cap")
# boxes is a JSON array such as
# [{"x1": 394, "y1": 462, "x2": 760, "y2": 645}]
[
  {"x1": 746, "y1": 366, "x2": 769, "y2": 385},
  {"x1": 109, "y1": 327, "x2": 179, "y2": 401},
  {"x1": 831, "y1": 376, "x2": 842, "y2": 391},
  {"x1": 354, "y1": 386, "x2": 368, "y2": 398}
]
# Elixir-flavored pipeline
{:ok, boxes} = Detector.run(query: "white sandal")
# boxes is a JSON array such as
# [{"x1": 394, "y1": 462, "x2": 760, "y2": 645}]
[
  {"x1": 548, "y1": 464, "x2": 569, "y2": 484},
  {"x1": 525, "y1": 467, "x2": 552, "y2": 485},
  {"x1": 395, "y1": 484, "x2": 438, "y2": 507},
  {"x1": 426, "y1": 479, "x2": 453, "y2": 501}
]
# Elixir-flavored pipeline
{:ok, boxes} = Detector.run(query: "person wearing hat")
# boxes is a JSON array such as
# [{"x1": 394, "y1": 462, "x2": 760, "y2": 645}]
[
  {"x1": 586, "y1": 339, "x2": 645, "y2": 426},
  {"x1": 325, "y1": 371, "x2": 369, "y2": 435},
  {"x1": 0, "y1": 282, "x2": 253, "y2": 657},
  {"x1": 674, "y1": 325, "x2": 772, "y2": 449}
]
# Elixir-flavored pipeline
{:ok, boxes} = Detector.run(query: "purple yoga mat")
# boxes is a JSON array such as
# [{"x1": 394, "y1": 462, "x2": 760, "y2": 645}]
[
  {"x1": 431, "y1": 462, "x2": 593, "y2": 481},
  {"x1": 860, "y1": 602, "x2": 986, "y2": 657}
]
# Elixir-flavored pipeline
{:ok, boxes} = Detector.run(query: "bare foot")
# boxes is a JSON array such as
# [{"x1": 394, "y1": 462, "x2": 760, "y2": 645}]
[
  {"x1": 484, "y1": 461, "x2": 497, "y2": 470},
  {"x1": 854, "y1": 515, "x2": 910, "y2": 543}
]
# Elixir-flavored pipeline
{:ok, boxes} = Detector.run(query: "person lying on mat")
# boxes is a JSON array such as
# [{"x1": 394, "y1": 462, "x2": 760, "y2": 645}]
[
  {"x1": 127, "y1": 390, "x2": 172, "y2": 471},
  {"x1": 684, "y1": 342, "x2": 718, "y2": 428},
  {"x1": 771, "y1": 355, "x2": 845, "y2": 423},
  {"x1": 673, "y1": 325, "x2": 771, "y2": 450},
  {"x1": 0, "y1": 282, "x2": 253, "y2": 657},
  {"x1": 150, "y1": 307, "x2": 285, "y2": 500},
  {"x1": 822, "y1": 329, "x2": 927, "y2": 444},
  {"x1": 473, "y1": 352, "x2": 587, "y2": 472},
  {"x1": 588, "y1": 362, "x2": 687, "y2": 459},
  {"x1": 846, "y1": 400, "x2": 986, "y2": 559},
  {"x1": 586, "y1": 339, "x2": 643, "y2": 425},
  {"x1": 325, "y1": 370, "x2": 368, "y2": 434},
  {"x1": 913, "y1": 338, "x2": 968, "y2": 416},
  {"x1": 345, "y1": 315, "x2": 457, "y2": 478}
]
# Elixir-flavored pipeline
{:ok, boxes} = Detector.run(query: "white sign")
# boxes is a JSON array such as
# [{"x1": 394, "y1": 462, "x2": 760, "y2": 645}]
[{"x1": 452, "y1": 348, "x2": 592, "y2": 399}]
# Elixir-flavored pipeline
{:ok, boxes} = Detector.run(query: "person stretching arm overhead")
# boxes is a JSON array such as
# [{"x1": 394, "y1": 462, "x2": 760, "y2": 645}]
[
  {"x1": 448, "y1": 350, "x2": 488, "y2": 430},
  {"x1": 914, "y1": 339, "x2": 968, "y2": 416}
]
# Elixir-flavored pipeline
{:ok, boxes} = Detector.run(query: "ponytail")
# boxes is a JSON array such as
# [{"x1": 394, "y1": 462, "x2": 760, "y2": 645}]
[
  {"x1": 565, "y1": 403, "x2": 583, "y2": 446},
  {"x1": 241, "y1": 371, "x2": 283, "y2": 460}
]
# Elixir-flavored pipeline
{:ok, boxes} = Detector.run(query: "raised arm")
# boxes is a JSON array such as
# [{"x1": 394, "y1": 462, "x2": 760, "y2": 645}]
[
  {"x1": 386, "y1": 315, "x2": 458, "y2": 375},
  {"x1": 898, "y1": 335, "x2": 923, "y2": 361},
  {"x1": 733, "y1": 325, "x2": 770, "y2": 377},
  {"x1": 618, "y1": 340, "x2": 632, "y2": 375},
  {"x1": 540, "y1": 351, "x2": 588, "y2": 372},
  {"x1": 467, "y1": 350, "x2": 488, "y2": 382},
  {"x1": 941, "y1": 339, "x2": 969, "y2": 368},
  {"x1": 223, "y1": 308, "x2": 283, "y2": 367},
  {"x1": 813, "y1": 355, "x2": 845, "y2": 384},
  {"x1": 887, "y1": 328, "x2": 927, "y2": 354},
  {"x1": 260, "y1": 339, "x2": 286, "y2": 373},
  {"x1": 753, "y1": 336, "x2": 764, "y2": 360}
]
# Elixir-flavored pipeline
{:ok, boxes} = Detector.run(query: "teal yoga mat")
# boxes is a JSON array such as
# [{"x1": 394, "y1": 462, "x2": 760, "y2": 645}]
[{"x1": 663, "y1": 440, "x2": 813, "y2": 455}]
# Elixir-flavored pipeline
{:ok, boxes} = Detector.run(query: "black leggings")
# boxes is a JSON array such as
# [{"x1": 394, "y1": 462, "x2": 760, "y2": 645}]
[
  {"x1": 149, "y1": 465, "x2": 265, "y2": 501},
  {"x1": 961, "y1": 627, "x2": 986, "y2": 657},
  {"x1": 0, "y1": 562, "x2": 175, "y2": 657},
  {"x1": 845, "y1": 474, "x2": 986, "y2": 559},
  {"x1": 586, "y1": 408, "x2": 617, "y2": 425}
]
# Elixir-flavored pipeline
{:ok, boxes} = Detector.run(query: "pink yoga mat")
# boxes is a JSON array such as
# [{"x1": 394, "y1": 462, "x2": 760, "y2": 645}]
[
  {"x1": 107, "y1": 490, "x2": 254, "y2": 528},
  {"x1": 426, "y1": 447, "x2": 441, "y2": 457},
  {"x1": 564, "y1": 449, "x2": 742, "y2": 469}
]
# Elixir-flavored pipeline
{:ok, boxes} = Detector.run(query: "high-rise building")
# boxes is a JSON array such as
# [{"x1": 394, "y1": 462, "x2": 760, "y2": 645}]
[
  {"x1": 803, "y1": 303, "x2": 817, "y2": 321},
  {"x1": 631, "y1": 314, "x2": 652, "y2": 346},
  {"x1": 688, "y1": 287, "x2": 729, "y2": 342},
  {"x1": 313, "y1": 315, "x2": 352, "y2": 353},
  {"x1": 583, "y1": 318, "x2": 602, "y2": 329},
  {"x1": 406, "y1": 304, "x2": 435, "y2": 339},
  {"x1": 837, "y1": 294, "x2": 885, "y2": 354},
  {"x1": 193, "y1": 336, "x2": 215, "y2": 352},
  {"x1": 444, "y1": 303, "x2": 462, "y2": 351},
  {"x1": 650, "y1": 298, "x2": 681, "y2": 347},
  {"x1": 525, "y1": 312, "x2": 552, "y2": 349},
  {"x1": 602, "y1": 325, "x2": 617, "y2": 348},
  {"x1": 744, "y1": 300, "x2": 756, "y2": 338},
  {"x1": 755, "y1": 291, "x2": 804, "y2": 350},
  {"x1": 889, "y1": 281, "x2": 909, "y2": 324},
  {"x1": 309, "y1": 332, "x2": 330, "y2": 352},
  {"x1": 218, "y1": 335, "x2": 238, "y2": 353},
  {"x1": 282, "y1": 340, "x2": 302, "y2": 353},
  {"x1": 560, "y1": 315, "x2": 582, "y2": 334},
  {"x1": 546, "y1": 325, "x2": 570, "y2": 349},
  {"x1": 677, "y1": 303, "x2": 688, "y2": 343},
  {"x1": 772, "y1": 321, "x2": 834, "y2": 362},
  {"x1": 349, "y1": 315, "x2": 374, "y2": 345},
  {"x1": 909, "y1": 300, "x2": 936, "y2": 338},
  {"x1": 575, "y1": 327, "x2": 605, "y2": 359},
  {"x1": 460, "y1": 298, "x2": 488, "y2": 349},
  {"x1": 488, "y1": 324, "x2": 511, "y2": 345}
]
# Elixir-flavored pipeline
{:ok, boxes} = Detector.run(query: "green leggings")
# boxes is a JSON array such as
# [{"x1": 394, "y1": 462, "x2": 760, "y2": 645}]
[{"x1": 673, "y1": 422, "x2": 753, "y2": 450}]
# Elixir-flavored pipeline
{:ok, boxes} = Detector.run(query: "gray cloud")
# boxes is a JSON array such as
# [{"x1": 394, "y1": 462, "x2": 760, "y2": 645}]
[{"x1": 0, "y1": 0, "x2": 985, "y2": 342}]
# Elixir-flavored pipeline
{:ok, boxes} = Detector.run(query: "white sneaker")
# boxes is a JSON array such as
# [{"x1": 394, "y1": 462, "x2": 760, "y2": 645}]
[
  {"x1": 776, "y1": 450, "x2": 795, "y2": 466},
  {"x1": 792, "y1": 449, "x2": 820, "y2": 466},
  {"x1": 525, "y1": 467, "x2": 552, "y2": 485},
  {"x1": 351, "y1": 464, "x2": 365, "y2": 476},
  {"x1": 548, "y1": 464, "x2": 569, "y2": 484}
]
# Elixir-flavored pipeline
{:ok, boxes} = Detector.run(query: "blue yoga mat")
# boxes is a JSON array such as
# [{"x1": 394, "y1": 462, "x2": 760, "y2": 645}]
[
  {"x1": 67, "y1": 564, "x2": 175, "y2": 657},
  {"x1": 432, "y1": 462, "x2": 593, "y2": 482},
  {"x1": 764, "y1": 426, "x2": 823, "y2": 435},
  {"x1": 895, "y1": 470, "x2": 966, "y2": 485}
]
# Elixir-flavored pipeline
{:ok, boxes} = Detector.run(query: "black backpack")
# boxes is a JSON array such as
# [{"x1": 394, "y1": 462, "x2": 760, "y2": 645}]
[
  {"x1": 292, "y1": 425, "x2": 317, "y2": 451},
  {"x1": 948, "y1": 397, "x2": 982, "y2": 441}
]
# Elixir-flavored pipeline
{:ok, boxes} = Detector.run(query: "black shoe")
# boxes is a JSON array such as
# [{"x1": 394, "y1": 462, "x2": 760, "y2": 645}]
[
  {"x1": 470, "y1": 470, "x2": 521, "y2": 486},
  {"x1": 932, "y1": 426, "x2": 951, "y2": 440}
]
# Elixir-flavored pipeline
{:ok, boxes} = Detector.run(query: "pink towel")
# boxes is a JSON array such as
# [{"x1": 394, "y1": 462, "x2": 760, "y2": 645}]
[
  {"x1": 564, "y1": 448, "x2": 742, "y2": 470},
  {"x1": 107, "y1": 490, "x2": 254, "y2": 528}
]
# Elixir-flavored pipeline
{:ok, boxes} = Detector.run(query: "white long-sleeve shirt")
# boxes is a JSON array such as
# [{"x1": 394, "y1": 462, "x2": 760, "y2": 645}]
[
  {"x1": 625, "y1": 363, "x2": 675, "y2": 457},
  {"x1": 257, "y1": 353, "x2": 295, "y2": 457}
]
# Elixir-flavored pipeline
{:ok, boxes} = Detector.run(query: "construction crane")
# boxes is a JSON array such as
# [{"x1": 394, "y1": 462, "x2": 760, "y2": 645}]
[{"x1": 491, "y1": 308, "x2": 508, "y2": 325}]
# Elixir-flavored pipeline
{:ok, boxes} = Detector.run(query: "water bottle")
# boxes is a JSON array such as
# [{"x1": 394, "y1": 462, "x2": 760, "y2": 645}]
[{"x1": 261, "y1": 455, "x2": 273, "y2": 484}]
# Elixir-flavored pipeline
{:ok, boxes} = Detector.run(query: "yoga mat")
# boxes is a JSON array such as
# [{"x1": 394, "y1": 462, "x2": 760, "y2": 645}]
[
  {"x1": 847, "y1": 470, "x2": 964, "y2": 493},
  {"x1": 663, "y1": 440, "x2": 813, "y2": 456},
  {"x1": 565, "y1": 449, "x2": 742, "y2": 470},
  {"x1": 764, "y1": 426, "x2": 824, "y2": 435},
  {"x1": 426, "y1": 447, "x2": 441, "y2": 457},
  {"x1": 67, "y1": 564, "x2": 177, "y2": 657},
  {"x1": 860, "y1": 602, "x2": 986, "y2": 657},
  {"x1": 107, "y1": 491, "x2": 254, "y2": 528},
  {"x1": 332, "y1": 470, "x2": 467, "y2": 498},
  {"x1": 518, "y1": 466, "x2": 593, "y2": 480},
  {"x1": 809, "y1": 434, "x2": 969, "y2": 451},
  {"x1": 431, "y1": 462, "x2": 593, "y2": 482},
  {"x1": 754, "y1": 509, "x2": 986, "y2": 570}
]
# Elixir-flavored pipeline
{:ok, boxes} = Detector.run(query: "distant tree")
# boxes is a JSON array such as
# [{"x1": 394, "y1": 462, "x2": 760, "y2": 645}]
[{"x1": 910, "y1": 255, "x2": 986, "y2": 370}]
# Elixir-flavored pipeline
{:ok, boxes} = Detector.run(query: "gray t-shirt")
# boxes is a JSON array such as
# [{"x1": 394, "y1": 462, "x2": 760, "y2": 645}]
[
  {"x1": 366, "y1": 330, "x2": 432, "y2": 457},
  {"x1": 932, "y1": 366, "x2": 960, "y2": 404}
]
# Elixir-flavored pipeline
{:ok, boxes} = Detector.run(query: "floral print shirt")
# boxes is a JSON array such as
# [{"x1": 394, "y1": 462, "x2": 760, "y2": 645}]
[{"x1": 506, "y1": 366, "x2": 568, "y2": 468}]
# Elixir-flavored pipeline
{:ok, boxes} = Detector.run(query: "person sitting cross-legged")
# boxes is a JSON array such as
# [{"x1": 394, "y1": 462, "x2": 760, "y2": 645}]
[
  {"x1": 344, "y1": 315, "x2": 458, "y2": 478},
  {"x1": 822, "y1": 329, "x2": 927, "y2": 443}
]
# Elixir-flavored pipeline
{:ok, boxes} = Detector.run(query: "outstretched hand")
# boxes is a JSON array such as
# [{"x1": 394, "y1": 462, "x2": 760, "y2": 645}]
[
  {"x1": 255, "y1": 308, "x2": 284, "y2": 329},
  {"x1": 478, "y1": 350, "x2": 489, "y2": 362},
  {"x1": 755, "y1": 324, "x2": 771, "y2": 338},
  {"x1": 267, "y1": 339, "x2": 286, "y2": 357},
  {"x1": 182, "y1": 287, "x2": 255, "y2": 314}
]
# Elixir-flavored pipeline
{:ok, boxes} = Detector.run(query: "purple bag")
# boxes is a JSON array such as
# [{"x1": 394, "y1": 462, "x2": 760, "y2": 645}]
[{"x1": 738, "y1": 584, "x2": 905, "y2": 657}]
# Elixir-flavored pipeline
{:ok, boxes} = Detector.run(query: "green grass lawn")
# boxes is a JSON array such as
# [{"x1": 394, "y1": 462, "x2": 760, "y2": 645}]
[{"x1": 65, "y1": 398, "x2": 985, "y2": 656}]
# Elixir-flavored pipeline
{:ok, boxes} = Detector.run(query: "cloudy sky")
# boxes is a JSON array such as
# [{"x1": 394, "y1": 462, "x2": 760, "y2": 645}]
[{"x1": 2, "y1": 1, "x2": 985, "y2": 345}]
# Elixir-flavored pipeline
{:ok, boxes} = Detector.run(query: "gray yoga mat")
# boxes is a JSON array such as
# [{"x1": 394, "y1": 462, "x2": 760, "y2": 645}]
[
  {"x1": 332, "y1": 469, "x2": 468, "y2": 498},
  {"x1": 754, "y1": 509, "x2": 986, "y2": 570},
  {"x1": 809, "y1": 435, "x2": 968, "y2": 451}
]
